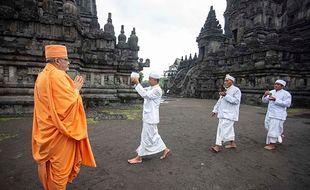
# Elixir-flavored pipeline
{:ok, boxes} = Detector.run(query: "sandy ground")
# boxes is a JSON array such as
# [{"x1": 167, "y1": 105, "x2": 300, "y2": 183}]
[{"x1": 0, "y1": 98, "x2": 310, "y2": 190}]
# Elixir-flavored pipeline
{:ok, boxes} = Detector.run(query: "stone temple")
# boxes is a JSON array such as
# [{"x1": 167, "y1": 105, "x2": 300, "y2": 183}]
[
  {"x1": 165, "y1": 0, "x2": 310, "y2": 107},
  {"x1": 0, "y1": 0, "x2": 150, "y2": 115}
]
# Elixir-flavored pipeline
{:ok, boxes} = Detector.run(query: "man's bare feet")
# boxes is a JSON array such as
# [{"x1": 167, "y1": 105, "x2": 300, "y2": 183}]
[
  {"x1": 225, "y1": 141, "x2": 237, "y2": 149},
  {"x1": 264, "y1": 144, "x2": 275, "y2": 150},
  {"x1": 160, "y1": 148, "x2": 171, "y2": 160},
  {"x1": 128, "y1": 155, "x2": 142, "y2": 164},
  {"x1": 210, "y1": 145, "x2": 221, "y2": 153}
]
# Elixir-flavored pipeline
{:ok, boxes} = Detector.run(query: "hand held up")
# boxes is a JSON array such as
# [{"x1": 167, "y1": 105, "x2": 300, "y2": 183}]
[{"x1": 74, "y1": 75, "x2": 84, "y2": 91}]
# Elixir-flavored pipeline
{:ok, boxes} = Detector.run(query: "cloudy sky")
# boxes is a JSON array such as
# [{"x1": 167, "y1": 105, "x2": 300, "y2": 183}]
[{"x1": 96, "y1": 0, "x2": 227, "y2": 78}]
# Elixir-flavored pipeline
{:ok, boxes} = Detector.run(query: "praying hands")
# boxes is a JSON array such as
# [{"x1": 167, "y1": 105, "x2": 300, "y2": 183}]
[{"x1": 74, "y1": 75, "x2": 84, "y2": 91}]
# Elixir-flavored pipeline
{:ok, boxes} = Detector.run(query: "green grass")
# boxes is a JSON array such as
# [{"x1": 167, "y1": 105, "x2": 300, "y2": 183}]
[
  {"x1": 287, "y1": 108, "x2": 308, "y2": 113},
  {"x1": 101, "y1": 104, "x2": 143, "y2": 120},
  {"x1": 0, "y1": 133, "x2": 18, "y2": 142},
  {"x1": 0, "y1": 118, "x2": 20, "y2": 122},
  {"x1": 87, "y1": 118, "x2": 98, "y2": 125}
]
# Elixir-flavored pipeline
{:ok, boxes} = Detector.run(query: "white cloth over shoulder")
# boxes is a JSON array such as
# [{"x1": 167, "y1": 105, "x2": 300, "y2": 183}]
[
  {"x1": 135, "y1": 84, "x2": 162, "y2": 124},
  {"x1": 262, "y1": 89, "x2": 292, "y2": 120},
  {"x1": 212, "y1": 85, "x2": 242, "y2": 121}
]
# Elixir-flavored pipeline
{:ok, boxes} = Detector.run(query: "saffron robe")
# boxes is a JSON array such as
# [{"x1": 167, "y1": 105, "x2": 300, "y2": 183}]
[{"x1": 32, "y1": 63, "x2": 96, "y2": 190}]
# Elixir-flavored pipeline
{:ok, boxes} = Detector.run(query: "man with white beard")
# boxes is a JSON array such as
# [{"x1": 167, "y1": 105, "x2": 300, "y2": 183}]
[
  {"x1": 210, "y1": 74, "x2": 241, "y2": 153},
  {"x1": 262, "y1": 79, "x2": 292, "y2": 150},
  {"x1": 128, "y1": 71, "x2": 170, "y2": 164}
]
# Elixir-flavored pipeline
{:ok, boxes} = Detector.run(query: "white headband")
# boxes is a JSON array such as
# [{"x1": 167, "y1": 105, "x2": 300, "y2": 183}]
[
  {"x1": 275, "y1": 79, "x2": 286, "y2": 86},
  {"x1": 225, "y1": 74, "x2": 235, "y2": 82}
]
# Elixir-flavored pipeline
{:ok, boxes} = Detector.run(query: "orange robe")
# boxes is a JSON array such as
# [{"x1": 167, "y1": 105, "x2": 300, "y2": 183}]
[{"x1": 32, "y1": 63, "x2": 96, "y2": 190}]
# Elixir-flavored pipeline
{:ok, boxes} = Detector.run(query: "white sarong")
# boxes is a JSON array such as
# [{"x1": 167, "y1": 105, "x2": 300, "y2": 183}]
[
  {"x1": 136, "y1": 122, "x2": 166, "y2": 156},
  {"x1": 215, "y1": 118, "x2": 235, "y2": 146},
  {"x1": 265, "y1": 116, "x2": 284, "y2": 144}
]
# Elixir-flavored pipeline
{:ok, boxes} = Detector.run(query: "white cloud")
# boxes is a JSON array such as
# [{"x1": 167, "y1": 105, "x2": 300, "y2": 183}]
[{"x1": 96, "y1": 0, "x2": 227, "y2": 78}]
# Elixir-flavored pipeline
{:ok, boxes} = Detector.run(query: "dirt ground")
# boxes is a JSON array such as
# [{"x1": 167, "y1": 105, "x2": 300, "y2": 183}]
[{"x1": 0, "y1": 98, "x2": 310, "y2": 190}]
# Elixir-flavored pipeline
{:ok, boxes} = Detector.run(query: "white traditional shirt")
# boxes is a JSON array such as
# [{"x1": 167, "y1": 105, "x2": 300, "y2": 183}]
[
  {"x1": 262, "y1": 89, "x2": 292, "y2": 120},
  {"x1": 135, "y1": 84, "x2": 162, "y2": 124},
  {"x1": 212, "y1": 85, "x2": 242, "y2": 121}
]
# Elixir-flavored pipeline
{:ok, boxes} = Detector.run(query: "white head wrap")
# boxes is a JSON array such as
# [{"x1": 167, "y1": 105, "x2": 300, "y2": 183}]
[
  {"x1": 225, "y1": 74, "x2": 235, "y2": 82},
  {"x1": 149, "y1": 71, "x2": 161, "y2": 79},
  {"x1": 275, "y1": 79, "x2": 286, "y2": 86}
]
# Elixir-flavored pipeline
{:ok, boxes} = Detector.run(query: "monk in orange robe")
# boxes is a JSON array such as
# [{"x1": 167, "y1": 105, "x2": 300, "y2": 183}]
[{"x1": 32, "y1": 45, "x2": 96, "y2": 190}]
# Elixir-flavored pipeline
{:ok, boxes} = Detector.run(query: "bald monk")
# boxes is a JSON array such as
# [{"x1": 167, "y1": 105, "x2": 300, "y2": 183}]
[{"x1": 32, "y1": 45, "x2": 96, "y2": 190}]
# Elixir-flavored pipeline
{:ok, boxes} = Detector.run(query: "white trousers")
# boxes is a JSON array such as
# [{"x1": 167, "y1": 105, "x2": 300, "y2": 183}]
[
  {"x1": 215, "y1": 118, "x2": 235, "y2": 146},
  {"x1": 264, "y1": 116, "x2": 284, "y2": 144},
  {"x1": 136, "y1": 122, "x2": 167, "y2": 156}
]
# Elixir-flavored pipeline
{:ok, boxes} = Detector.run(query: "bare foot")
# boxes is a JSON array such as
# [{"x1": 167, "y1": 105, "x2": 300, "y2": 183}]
[
  {"x1": 264, "y1": 144, "x2": 275, "y2": 150},
  {"x1": 210, "y1": 145, "x2": 221, "y2": 153},
  {"x1": 128, "y1": 156, "x2": 142, "y2": 164},
  {"x1": 160, "y1": 148, "x2": 171, "y2": 160},
  {"x1": 225, "y1": 141, "x2": 237, "y2": 149}
]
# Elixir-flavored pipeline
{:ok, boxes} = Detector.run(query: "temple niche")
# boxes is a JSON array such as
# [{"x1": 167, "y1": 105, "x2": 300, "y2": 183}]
[
  {"x1": 0, "y1": 0, "x2": 150, "y2": 115},
  {"x1": 166, "y1": 0, "x2": 310, "y2": 107}
]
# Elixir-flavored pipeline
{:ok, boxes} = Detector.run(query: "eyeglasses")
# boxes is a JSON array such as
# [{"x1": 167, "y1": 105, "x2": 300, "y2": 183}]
[{"x1": 58, "y1": 58, "x2": 70, "y2": 64}]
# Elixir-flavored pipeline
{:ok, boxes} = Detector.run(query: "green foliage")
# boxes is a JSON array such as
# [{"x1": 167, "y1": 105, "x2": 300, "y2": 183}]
[{"x1": 159, "y1": 77, "x2": 168, "y2": 89}]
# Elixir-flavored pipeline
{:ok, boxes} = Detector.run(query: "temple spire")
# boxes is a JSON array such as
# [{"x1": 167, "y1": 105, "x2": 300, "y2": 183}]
[
  {"x1": 197, "y1": 6, "x2": 223, "y2": 39},
  {"x1": 118, "y1": 25, "x2": 127, "y2": 44},
  {"x1": 104, "y1": 12, "x2": 115, "y2": 36},
  {"x1": 128, "y1": 27, "x2": 139, "y2": 50}
]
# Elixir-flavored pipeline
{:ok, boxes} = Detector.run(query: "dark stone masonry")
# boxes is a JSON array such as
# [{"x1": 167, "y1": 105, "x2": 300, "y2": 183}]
[
  {"x1": 165, "y1": 0, "x2": 310, "y2": 107},
  {"x1": 0, "y1": 0, "x2": 150, "y2": 115}
]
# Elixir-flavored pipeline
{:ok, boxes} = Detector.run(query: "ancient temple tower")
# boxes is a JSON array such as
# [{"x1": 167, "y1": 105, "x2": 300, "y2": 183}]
[
  {"x1": 0, "y1": 0, "x2": 150, "y2": 115},
  {"x1": 197, "y1": 6, "x2": 225, "y2": 59},
  {"x1": 166, "y1": 0, "x2": 310, "y2": 107}
]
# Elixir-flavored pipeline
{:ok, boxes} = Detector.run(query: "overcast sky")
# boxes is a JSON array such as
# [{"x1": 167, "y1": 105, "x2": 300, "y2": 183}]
[{"x1": 96, "y1": 0, "x2": 227, "y2": 78}]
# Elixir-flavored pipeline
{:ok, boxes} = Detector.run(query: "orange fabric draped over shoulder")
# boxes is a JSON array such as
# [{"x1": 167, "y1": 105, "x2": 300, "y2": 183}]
[{"x1": 32, "y1": 63, "x2": 96, "y2": 190}]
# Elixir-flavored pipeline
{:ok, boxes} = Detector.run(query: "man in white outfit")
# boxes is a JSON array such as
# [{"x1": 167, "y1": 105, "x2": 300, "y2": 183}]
[
  {"x1": 262, "y1": 79, "x2": 292, "y2": 150},
  {"x1": 128, "y1": 71, "x2": 170, "y2": 164},
  {"x1": 211, "y1": 74, "x2": 242, "y2": 153}
]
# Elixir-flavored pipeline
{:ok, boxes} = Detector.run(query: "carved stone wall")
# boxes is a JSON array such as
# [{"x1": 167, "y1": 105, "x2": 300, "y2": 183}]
[
  {"x1": 166, "y1": 1, "x2": 310, "y2": 107},
  {"x1": 0, "y1": 0, "x2": 150, "y2": 115}
]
